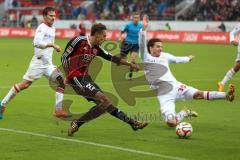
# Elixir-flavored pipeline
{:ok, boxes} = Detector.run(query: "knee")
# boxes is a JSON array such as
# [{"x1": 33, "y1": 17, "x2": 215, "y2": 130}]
[
  {"x1": 56, "y1": 76, "x2": 65, "y2": 88},
  {"x1": 193, "y1": 91, "x2": 203, "y2": 99},
  {"x1": 20, "y1": 81, "x2": 31, "y2": 90},
  {"x1": 164, "y1": 113, "x2": 177, "y2": 127},
  {"x1": 24, "y1": 83, "x2": 31, "y2": 89},
  {"x1": 98, "y1": 94, "x2": 111, "y2": 109},
  {"x1": 234, "y1": 63, "x2": 240, "y2": 72}
]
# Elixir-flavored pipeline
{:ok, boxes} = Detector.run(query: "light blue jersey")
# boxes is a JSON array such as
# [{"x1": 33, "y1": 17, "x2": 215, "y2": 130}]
[{"x1": 122, "y1": 21, "x2": 142, "y2": 44}]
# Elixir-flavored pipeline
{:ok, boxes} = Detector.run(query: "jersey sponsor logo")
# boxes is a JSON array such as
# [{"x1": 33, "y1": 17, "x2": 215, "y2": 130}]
[{"x1": 81, "y1": 54, "x2": 94, "y2": 63}]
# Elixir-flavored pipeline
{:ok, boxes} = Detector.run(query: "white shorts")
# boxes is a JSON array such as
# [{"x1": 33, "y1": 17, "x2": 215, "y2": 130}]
[
  {"x1": 23, "y1": 64, "x2": 62, "y2": 82},
  {"x1": 157, "y1": 83, "x2": 198, "y2": 122}
]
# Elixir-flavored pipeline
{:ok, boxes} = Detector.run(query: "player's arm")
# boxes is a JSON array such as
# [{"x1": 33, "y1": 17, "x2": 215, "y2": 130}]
[
  {"x1": 230, "y1": 25, "x2": 240, "y2": 46},
  {"x1": 167, "y1": 53, "x2": 194, "y2": 64},
  {"x1": 98, "y1": 47, "x2": 139, "y2": 71},
  {"x1": 139, "y1": 15, "x2": 149, "y2": 62},
  {"x1": 118, "y1": 25, "x2": 128, "y2": 41},
  {"x1": 46, "y1": 43, "x2": 61, "y2": 52},
  {"x1": 33, "y1": 27, "x2": 61, "y2": 52}
]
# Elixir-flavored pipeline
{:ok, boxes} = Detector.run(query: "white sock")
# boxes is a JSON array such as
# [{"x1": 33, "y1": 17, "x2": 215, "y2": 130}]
[
  {"x1": 203, "y1": 91, "x2": 226, "y2": 100},
  {"x1": 221, "y1": 68, "x2": 236, "y2": 86},
  {"x1": 2, "y1": 85, "x2": 20, "y2": 106},
  {"x1": 176, "y1": 110, "x2": 188, "y2": 123},
  {"x1": 55, "y1": 87, "x2": 64, "y2": 111}
]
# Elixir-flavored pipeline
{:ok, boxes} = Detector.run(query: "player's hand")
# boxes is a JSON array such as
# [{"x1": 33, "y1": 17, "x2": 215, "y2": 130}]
[
  {"x1": 231, "y1": 41, "x2": 238, "y2": 46},
  {"x1": 54, "y1": 44, "x2": 61, "y2": 52},
  {"x1": 118, "y1": 35, "x2": 123, "y2": 42},
  {"x1": 130, "y1": 63, "x2": 140, "y2": 72},
  {"x1": 188, "y1": 55, "x2": 194, "y2": 61},
  {"x1": 142, "y1": 14, "x2": 149, "y2": 31},
  {"x1": 64, "y1": 78, "x2": 68, "y2": 84}
]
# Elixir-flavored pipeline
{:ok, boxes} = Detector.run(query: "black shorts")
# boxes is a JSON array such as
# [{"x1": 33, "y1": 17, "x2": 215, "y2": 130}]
[
  {"x1": 69, "y1": 76, "x2": 102, "y2": 102},
  {"x1": 120, "y1": 41, "x2": 139, "y2": 57}
]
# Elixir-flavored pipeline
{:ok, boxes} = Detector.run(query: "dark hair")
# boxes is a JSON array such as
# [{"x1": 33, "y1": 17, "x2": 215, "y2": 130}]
[
  {"x1": 147, "y1": 38, "x2": 162, "y2": 53},
  {"x1": 132, "y1": 11, "x2": 140, "y2": 16},
  {"x1": 91, "y1": 23, "x2": 107, "y2": 36},
  {"x1": 43, "y1": 7, "x2": 55, "y2": 16}
]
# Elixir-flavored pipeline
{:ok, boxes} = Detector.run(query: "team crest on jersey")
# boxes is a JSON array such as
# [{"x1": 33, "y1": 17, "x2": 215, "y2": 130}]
[{"x1": 93, "y1": 48, "x2": 98, "y2": 54}]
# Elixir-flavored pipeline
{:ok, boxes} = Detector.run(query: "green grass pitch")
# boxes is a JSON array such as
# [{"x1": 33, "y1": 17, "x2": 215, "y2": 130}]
[{"x1": 0, "y1": 37, "x2": 240, "y2": 160}]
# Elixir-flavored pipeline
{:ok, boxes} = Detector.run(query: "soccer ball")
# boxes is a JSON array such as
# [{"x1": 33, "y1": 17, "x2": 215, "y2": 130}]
[{"x1": 176, "y1": 122, "x2": 193, "y2": 138}]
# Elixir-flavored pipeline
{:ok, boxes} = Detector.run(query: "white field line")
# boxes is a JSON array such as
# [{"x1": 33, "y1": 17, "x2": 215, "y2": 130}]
[{"x1": 0, "y1": 127, "x2": 186, "y2": 160}]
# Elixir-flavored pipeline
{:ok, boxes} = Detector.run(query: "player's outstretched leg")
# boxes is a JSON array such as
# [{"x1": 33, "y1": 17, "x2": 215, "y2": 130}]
[
  {"x1": 130, "y1": 121, "x2": 148, "y2": 131},
  {"x1": 164, "y1": 106, "x2": 198, "y2": 127},
  {"x1": 194, "y1": 84, "x2": 234, "y2": 102},
  {"x1": 0, "y1": 81, "x2": 31, "y2": 119},
  {"x1": 68, "y1": 91, "x2": 148, "y2": 136},
  {"x1": 226, "y1": 84, "x2": 235, "y2": 102},
  {"x1": 106, "y1": 104, "x2": 148, "y2": 131},
  {"x1": 218, "y1": 68, "x2": 236, "y2": 91},
  {"x1": 0, "y1": 101, "x2": 6, "y2": 120},
  {"x1": 68, "y1": 104, "x2": 148, "y2": 136},
  {"x1": 218, "y1": 82, "x2": 224, "y2": 92},
  {"x1": 68, "y1": 105, "x2": 103, "y2": 136},
  {"x1": 174, "y1": 107, "x2": 198, "y2": 126},
  {"x1": 68, "y1": 120, "x2": 79, "y2": 136},
  {"x1": 181, "y1": 106, "x2": 198, "y2": 118}
]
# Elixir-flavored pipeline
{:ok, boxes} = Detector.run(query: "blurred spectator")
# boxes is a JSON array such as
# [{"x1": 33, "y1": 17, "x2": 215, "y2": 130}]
[
  {"x1": 205, "y1": 22, "x2": 226, "y2": 32},
  {"x1": 8, "y1": 11, "x2": 17, "y2": 27},
  {"x1": 12, "y1": 0, "x2": 19, "y2": 7},
  {"x1": 31, "y1": 16, "x2": 38, "y2": 28},
  {"x1": 59, "y1": 6, "x2": 66, "y2": 19},
  {"x1": 163, "y1": 22, "x2": 171, "y2": 31},
  {"x1": 0, "y1": 14, "x2": 8, "y2": 27},
  {"x1": 70, "y1": 24, "x2": 77, "y2": 29},
  {"x1": 4, "y1": 0, "x2": 13, "y2": 11},
  {"x1": 19, "y1": 13, "x2": 25, "y2": 28},
  {"x1": 93, "y1": 0, "x2": 175, "y2": 20},
  {"x1": 218, "y1": 22, "x2": 226, "y2": 32},
  {"x1": 54, "y1": 0, "x2": 63, "y2": 6},
  {"x1": 2, "y1": 0, "x2": 239, "y2": 21},
  {"x1": 78, "y1": 20, "x2": 86, "y2": 36},
  {"x1": 32, "y1": 0, "x2": 38, "y2": 5},
  {"x1": 26, "y1": 20, "x2": 32, "y2": 28},
  {"x1": 178, "y1": 0, "x2": 240, "y2": 21}
]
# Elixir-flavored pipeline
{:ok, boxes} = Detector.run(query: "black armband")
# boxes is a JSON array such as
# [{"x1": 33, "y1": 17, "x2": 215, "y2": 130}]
[{"x1": 111, "y1": 56, "x2": 121, "y2": 65}]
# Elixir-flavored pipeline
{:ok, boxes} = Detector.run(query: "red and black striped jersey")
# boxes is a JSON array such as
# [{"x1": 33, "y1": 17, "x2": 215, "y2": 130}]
[{"x1": 61, "y1": 36, "x2": 120, "y2": 80}]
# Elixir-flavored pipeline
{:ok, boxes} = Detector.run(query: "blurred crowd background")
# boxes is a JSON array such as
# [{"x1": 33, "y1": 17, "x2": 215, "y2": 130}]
[{"x1": 0, "y1": 0, "x2": 239, "y2": 31}]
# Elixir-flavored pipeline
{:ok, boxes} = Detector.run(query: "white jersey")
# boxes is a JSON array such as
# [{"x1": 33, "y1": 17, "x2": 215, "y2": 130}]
[
  {"x1": 230, "y1": 24, "x2": 240, "y2": 61},
  {"x1": 230, "y1": 23, "x2": 240, "y2": 45},
  {"x1": 32, "y1": 23, "x2": 55, "y2": 67},
  {"x1": 139, "y1": 30, "x2": 190, "y2": 89},
  {"x1": 139, "y1": 30, "x2": 198, "y2": 119}
]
